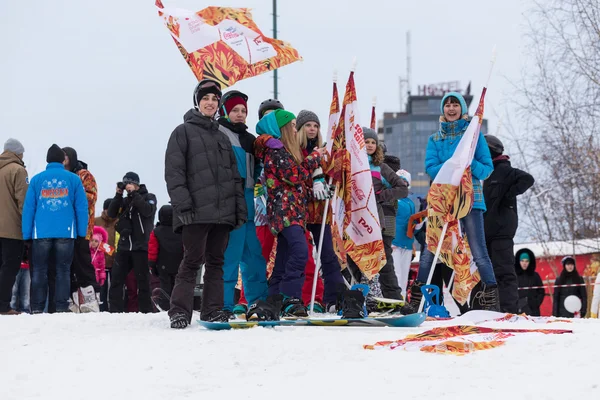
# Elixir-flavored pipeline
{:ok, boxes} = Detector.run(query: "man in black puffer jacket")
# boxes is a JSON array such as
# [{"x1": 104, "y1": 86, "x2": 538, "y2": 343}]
[
  {"x1": 164, "y1": 78, "x2": 246, "y2": 328},
  {"x1": 107, "y1": 172, "x2": 157, "y2": 313},
  {"x1": 483, "y1": 135, "x2": 534, "y2": 313}
]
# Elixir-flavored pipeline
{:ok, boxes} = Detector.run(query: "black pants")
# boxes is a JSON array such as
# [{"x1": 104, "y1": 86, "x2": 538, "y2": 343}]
[
  {"x1": 109, "y1": 250, "x2": 152, "y2": 313},
  {"x1": 487, "y1": 238, "x2": 518, "y2": 313},
  {"x1": 99, "y1": 270, "x2": 111, "y2": 312},
  {"x1": 71, "y1": 237, "x2": 99, "y2": 292},
  {"x1": 0, "y1": 238, "x2": 24, "y2": 312},
  {"x1": 158, "y1": 272, "x2": 177, "y2": 311},
  {"x1": 380, "y1": 235, "x2": 403, "y2": 299},
  {"x1": 169, "y1": 224, "x2": 230, "y2": 321}
]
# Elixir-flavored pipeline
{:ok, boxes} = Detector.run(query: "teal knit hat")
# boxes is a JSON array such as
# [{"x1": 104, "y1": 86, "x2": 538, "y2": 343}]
[
  {"x1": 519, "y1": 253, "x2": 530, "y2": 262},
  {"x1": 440, "y1": 92, "x2": 468, "y2": 115}
]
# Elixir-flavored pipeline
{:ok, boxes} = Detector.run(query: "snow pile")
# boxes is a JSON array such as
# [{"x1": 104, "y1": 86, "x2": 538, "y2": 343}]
[{"x1": 1, "y1": 312, "x2": 598, "y2": 400}]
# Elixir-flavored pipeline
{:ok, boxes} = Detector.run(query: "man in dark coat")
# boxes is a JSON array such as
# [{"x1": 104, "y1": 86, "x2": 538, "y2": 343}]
[
  {"x1": 107, "y1": 172, "x2": 157, "y2": 313},
  {"x1": 164, "y1": 78, "x2": 246, "y2": 328},
  {"x1": 483, "y1": 135, "x2": 535, "y2": 313}
]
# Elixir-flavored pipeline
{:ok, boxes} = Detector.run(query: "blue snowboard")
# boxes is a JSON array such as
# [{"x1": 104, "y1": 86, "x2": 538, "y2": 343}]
[{"x1": 197, "y1": 312, "x2": 426, "y2": 331}]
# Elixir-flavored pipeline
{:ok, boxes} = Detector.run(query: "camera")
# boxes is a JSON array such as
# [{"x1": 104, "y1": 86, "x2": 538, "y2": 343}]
[{"x1": 117, "y1": 182, "x2": 126, "y2": 190}]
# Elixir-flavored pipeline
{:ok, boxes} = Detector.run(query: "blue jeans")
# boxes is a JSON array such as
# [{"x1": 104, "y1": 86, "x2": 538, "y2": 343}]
[
  {"x1": 222, "y1": 221, "x2": 268, "y2": 310},
  {"x1": 417, "y1": 209, "x2": 497, "y2": 286},
  {"x1": 269, "y1": 225, "x2": 308, "y2": 299},
  {"x1": 11, "y1": 268, "x2": 30, "y2": 313},
  {"x1": 31, "y1": 239, "x2": 74, "y2": 313}
]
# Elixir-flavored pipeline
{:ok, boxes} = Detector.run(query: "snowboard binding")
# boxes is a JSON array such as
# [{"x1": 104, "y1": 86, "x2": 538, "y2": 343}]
[{"x1": 420, "y1": 284, "x2": 450, "y2": 318}]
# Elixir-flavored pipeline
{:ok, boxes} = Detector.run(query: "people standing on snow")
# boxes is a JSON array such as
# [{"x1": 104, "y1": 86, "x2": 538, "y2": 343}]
[
  {"x1": 553, "y1": 256, "x2": 587, "y2": 318},
  {"x1": 23, "y1": 144, "x2": 88, "y2": 313},
  {"x1": 408, "y1": 92, "x2": 498, "y2": 312},
  {"x1": 483, "y1": 135, "x2": 535, "y2": 313},
  {"x1": 90, "y1": 226, "x2": 107, "y2": 289},
  {"x1": 392, "y1": 169, "x2": 416, "y2": 297},
  {"x1": 62, "y1": 147, "x2": 101, "y2": 313},
  {"x1": 297, "y1": 109, "x2": 344, "y2": 312},
  {"x1": 165, "y1": 79, "x2": 246, "y2": 328},
  {"x1": 253, "y1": 109, "x2": 326, "y2": 317},
  {"x1": 514, "y1": 249, "x2": 545, "y2": 316},
  {"x1": 217, "y1": 90, "x2": 268, "y2": 316},
  {"x1": 0, "y1": 138, "x2": 29, "y2": 315},
  {"x1": 148, "y1": 205, "x2": 183, "y2": 311},
  {"x1": 95, "y1": 198, "x2": 117, "y2": 311},
  {"x1": 107, "y1": 171, "x2": 157, "y2": 314}
]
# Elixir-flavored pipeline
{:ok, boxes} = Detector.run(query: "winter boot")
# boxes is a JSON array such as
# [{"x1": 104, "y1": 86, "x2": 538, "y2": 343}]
[
  {"x1": 170, "y1": 313, "x2": 189, "y2": 329},
  {"x1": 79, "y1": 285, "x2": 100, "y2": 313},
  {"x1": 200, "y1": 309, "x2": 231, "y2": 322},
  {"x1": 281, "y1": 296, "x2": 308, "y2": 318},
  {"x1": 247, "y1": 296, "x2": 281, "y2": 321},
  {"x1": 69, "y1": 290, "x2": 82, "y2": 313},
  {"x1": 406, "y1": 280, "x2": 425, "y2": 314},
  {"x1": 309, "y1": 301, "x2": 325, "y2": 314},
  {"x1": 474, "y1": 284, "x2": 501, "y2": 312},
  {"x1": 341, "y1": 289, "x2": 366, "y2": 319}
]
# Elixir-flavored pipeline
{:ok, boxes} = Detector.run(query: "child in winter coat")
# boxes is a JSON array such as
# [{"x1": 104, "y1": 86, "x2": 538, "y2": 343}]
[
  {"x1": 515, "y1": 249, "x2": 545, "y2": 316},
  {"x1": 253, "y1": 109, "x2": 325, "y2": 317},
  {"x1": 148, "y1": 205, "x2": 183, "y2": 311},
  {"x1": 553, "y1": 256, "x2": 587, "y2": 318},
  {"x1": 90, "y1": 226, "x2": 108, "y2": 287},
  {"x1": 392, "y1": 170, "x2": 416, "y2": 297}
]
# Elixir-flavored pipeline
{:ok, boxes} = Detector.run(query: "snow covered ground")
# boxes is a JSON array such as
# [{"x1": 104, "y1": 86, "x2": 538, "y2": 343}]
[{"x1": 1, "y1": 311, "x2": 599, "y2": 400}]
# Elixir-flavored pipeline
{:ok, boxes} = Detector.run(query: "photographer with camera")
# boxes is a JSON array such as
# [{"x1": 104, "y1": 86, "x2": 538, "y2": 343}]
[{"x1": 107, "y1": 172, "x2": 157, "y2": 313}]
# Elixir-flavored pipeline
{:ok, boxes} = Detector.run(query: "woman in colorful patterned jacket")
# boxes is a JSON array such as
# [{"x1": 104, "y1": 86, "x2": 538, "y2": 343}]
[
  {"x1": 407, "y1": 92, "x2": 498, "y2": 312},
  {"x1": 253, "y1": 109, "x2": 326, "y2": 316},
  {"x1": 297, "y1": 110, "x2": 344, "y2": 312}
]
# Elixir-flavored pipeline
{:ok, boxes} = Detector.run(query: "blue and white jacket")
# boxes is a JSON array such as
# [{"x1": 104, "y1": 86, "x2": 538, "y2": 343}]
[
  {"x1": 22, "y1": 163, "x2": 89, "y2": 240},
  {"x1": 425, "y1": 118, "x2": 493, "y2": 211}
]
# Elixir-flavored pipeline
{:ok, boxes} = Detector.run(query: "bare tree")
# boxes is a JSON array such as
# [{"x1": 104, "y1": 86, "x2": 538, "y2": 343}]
[{"x1": 508, "y1": 0, "x2": 600, "y2": 249}]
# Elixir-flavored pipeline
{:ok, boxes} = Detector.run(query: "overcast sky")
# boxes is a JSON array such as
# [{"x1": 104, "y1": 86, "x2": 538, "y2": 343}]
[{"x1": 1, "y1": 0, "x2": 529, "y2": 217}]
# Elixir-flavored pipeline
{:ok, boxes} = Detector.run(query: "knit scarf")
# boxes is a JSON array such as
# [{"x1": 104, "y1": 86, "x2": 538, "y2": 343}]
[{"x1": 368, "y1": 155, "x2": 390, "y2": 188}]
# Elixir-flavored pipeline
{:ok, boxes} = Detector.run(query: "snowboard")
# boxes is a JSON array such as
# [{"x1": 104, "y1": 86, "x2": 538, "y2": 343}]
[{"x1": 197, "y1": 312, "x2": 426, "y2": 331}]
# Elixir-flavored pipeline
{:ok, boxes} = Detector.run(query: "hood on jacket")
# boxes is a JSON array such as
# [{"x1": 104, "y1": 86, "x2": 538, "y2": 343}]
[
  {"x1": 0, "y1": 151, "x2": 25, "y2": 170},
  {"x1": 515, "y1": 248, "x2": 537, "y2": 275},
  {"x1": 256, "y1": 112, "x2": 281, "y2": 138},
  {"x1": 254, "y1": 134, "x2": 284, "y2": 161},
  {"x1": 92, "y1": 225, "x2": 108, "y2": 243},
  {"x1": 158, "y1": 205, "x2": 174, "y2": 226}
]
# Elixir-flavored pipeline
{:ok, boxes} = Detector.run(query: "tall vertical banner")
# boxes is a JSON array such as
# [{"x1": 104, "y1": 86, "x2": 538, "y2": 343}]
[
  {"x1": 370, "y1": 99, "x2": 376, "y2": 130},
  {"x1": 329, "y1": 72, "x2": 386, "y2": 279},
  {"x1": 156, "y1": 0, "x2": 302, "y2": 87},
  {"x1": 425, "y1": 89, "x2": 488, "y2": 304}
]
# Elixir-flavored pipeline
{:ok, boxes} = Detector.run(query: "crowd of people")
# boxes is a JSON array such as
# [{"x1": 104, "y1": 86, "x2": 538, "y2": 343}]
[{"x1": 1, "y1": 78, "x2": 598, "y2": 327}]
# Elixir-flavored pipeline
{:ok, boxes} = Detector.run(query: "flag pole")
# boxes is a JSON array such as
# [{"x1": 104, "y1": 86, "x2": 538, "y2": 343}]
[{"x1": 309, "y1": 69, "x2": 339, "y2": 315}]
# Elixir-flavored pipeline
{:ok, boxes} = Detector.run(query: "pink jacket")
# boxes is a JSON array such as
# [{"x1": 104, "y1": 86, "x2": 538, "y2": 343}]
[{"x1": 90, "y1": 226, "x2": 108, "y2": 286}]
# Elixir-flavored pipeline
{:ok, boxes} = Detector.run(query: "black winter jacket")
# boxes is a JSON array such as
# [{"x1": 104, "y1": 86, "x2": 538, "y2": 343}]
[
  {"x1": 153, "y1": 206, "x2": 183, "y2": 275},
  {"x1": 515, "y1": 248, "x2": 545, "y2": 316},
  {"x1": 165, "y1": 109, "x2": 247, "y2": 233},
  {"x1": 107, "y1": 184, "x2": 157, "y2": 252},
  {"x1": 483, "y1": 156, "x2": 534, "y2": 241},
  {"x1": 553, "y1": 268, "x2": 587, "y2": 318}
]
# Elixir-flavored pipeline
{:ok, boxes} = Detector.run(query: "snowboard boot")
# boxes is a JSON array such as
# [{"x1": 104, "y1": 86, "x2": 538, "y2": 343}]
[
  {"x1": 170, "y1": 313, "x2": 189, "y2": 329},
  {"x1": 474, "y1": 284, "x2": 501, "y2": 312},
  {"x1": 247, "y1": 296, "x2": 281, "y2": 321},
  {"x1": 406, "y1": 280, "x2": 425, "y2": 314},
  {"x1": 79, "y1": 285, "x2": 100, "y2": 313},
  {"x1": 200, "y1": 309, "x2": 231, "y2": 322},
  {"x1": 69, "y1": 289, "x2": 82, "y2": 313},
  {"x1": 341, "y1": 288, "x2": 366, "y2": 319},
  {"x1": 310, "y1": 301, "x2": 325, "y2": 314},
  {"x1": 281, "y1": 296, "x2": 308, "y2": 318},
  {"x1": 232, "y1": 303, "x2": 248, "y2": 317}
]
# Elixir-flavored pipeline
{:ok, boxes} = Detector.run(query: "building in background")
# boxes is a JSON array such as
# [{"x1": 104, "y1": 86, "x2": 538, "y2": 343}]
[{"x1": 382, "y1": 81, "x2": 487, "y2": 199}]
